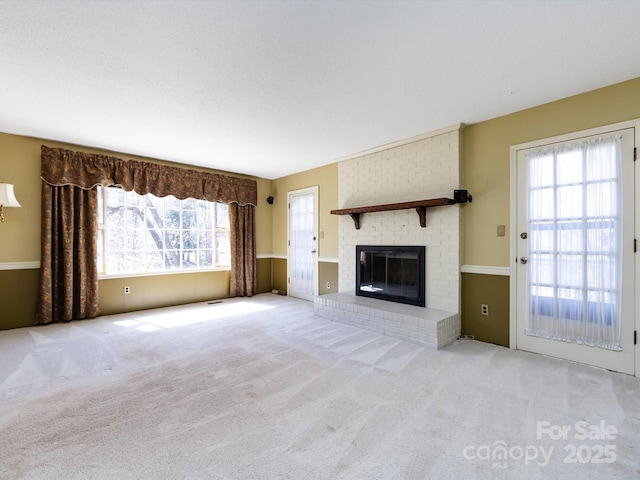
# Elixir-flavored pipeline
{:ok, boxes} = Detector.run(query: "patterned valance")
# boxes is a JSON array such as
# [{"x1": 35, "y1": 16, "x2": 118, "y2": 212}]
[{"x1": 41, "y1": 145, "x2": 257, "y2": 206}]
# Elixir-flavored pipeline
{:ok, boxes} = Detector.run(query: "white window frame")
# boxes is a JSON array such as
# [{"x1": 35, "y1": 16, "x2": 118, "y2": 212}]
[{"x1": 97, "y1": 186, "x2": 230, "y2": 279}]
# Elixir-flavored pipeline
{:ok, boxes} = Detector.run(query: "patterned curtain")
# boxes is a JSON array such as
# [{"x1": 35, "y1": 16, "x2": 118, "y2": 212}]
[
  {"x1": 36, "y1": 184, "x2": 100, "y2": 324},
  {"x1": 228, "y1": 203, "x2": 257, "y2": 297},
  {"x1": 39, "y1": 146, "x2": 257, "y2": 205},
  {"x1": 36, "y1": 146, "x2": 258, "y2": 324}
]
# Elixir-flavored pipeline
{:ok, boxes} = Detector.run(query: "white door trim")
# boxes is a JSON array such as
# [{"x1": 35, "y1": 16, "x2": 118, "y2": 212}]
[{"x1": 509, "y1": 118, "x2": 639, "y2": 376}]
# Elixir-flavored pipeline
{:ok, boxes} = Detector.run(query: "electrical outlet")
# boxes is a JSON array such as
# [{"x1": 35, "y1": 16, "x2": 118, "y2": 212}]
[
  {"x1": 481, "y1": 304, "x2": 489, "y2": 316},
  {"x1": 124, "y1": 286, "x2": 131, "y2": 295},
  {"x1": 326, "y1": 281, "x2": 331, "y2": 289}
]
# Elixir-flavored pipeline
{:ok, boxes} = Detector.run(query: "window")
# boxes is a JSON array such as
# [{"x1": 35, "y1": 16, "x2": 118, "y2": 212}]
[{"x1": 97, "y1": 186, "x2": 230, "y2": 275}]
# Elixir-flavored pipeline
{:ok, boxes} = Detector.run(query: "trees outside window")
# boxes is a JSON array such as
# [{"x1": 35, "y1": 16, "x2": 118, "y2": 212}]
[{"x1": 97, "y1": 186, "x2": 230, "y2": 275}]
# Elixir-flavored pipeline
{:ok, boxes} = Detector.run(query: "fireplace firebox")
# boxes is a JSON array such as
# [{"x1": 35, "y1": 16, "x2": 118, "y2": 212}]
[{"x1": 355, "y1": 245, "x2": 425, "y2": 307}]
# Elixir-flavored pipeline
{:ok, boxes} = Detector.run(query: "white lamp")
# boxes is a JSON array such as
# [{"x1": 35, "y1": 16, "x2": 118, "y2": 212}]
[{"x1": 0, "y1": 183, "x2": 21, "y2": 222}]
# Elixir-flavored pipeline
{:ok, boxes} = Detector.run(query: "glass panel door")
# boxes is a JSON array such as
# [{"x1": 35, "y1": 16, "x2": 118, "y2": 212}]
[
  {"x1": 515, "y1": 127, "x2": 635, "y2": 375},
  {"x1": 288, "y1": 187, "x2": 318, "y2": 301}
]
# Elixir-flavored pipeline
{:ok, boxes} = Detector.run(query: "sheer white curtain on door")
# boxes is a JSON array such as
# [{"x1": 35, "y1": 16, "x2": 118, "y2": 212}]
[
  {"x1": 526, "y1": 135, "x2": 623, "y2": 351},
  {"x1": 290, "y1": 193, "x2": 313, "y2": 295}
]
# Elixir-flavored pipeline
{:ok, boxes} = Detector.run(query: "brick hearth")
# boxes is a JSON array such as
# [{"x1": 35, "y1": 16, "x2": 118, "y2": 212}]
[{"x1": 315, "y1": 293, "x2": 460, "y2": 349}]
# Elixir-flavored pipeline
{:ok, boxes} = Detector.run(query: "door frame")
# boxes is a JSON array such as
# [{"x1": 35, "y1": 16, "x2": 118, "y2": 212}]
[
  {"x1": 287, "y1": 186, "x2": 319, "y2": 300},
  {"x1": 509, "y1": 119, "x2": 639, "y2": 376}
]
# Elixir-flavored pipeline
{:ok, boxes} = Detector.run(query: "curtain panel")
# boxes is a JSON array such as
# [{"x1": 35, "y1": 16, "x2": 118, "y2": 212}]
[
  {"x1": 229, "y1": 203, "x2": 257, "y2": 297},
  {"x1": 36, "y1": 184, "x2": 100, "y2": 324},
  {"x1": 37, "y1": 146, "x2": 258, "y2": 325}
]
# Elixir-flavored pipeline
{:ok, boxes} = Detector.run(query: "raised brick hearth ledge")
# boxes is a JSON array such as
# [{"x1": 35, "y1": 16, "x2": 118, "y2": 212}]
[{"x1": 314, "y1": 293, "x2": 460, "y2": 349}]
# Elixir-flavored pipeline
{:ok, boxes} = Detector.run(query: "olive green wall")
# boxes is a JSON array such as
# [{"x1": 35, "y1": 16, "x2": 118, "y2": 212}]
[
  {"x1": 318, "y1": 261, "x2": 339, "y2": 295},
  {"x1": 99, "y1": 271, "x2": 231, "y2": 315},
  {"x1": 256, "y1": 258, "x2": 273, "y2": 294},
  {"x1": 461, "y1": 76, "x2": 640, "y2": 346},
  {"x1": 0, "y1": 132, "x2": 272, "y2": 329},
  {"x1": 461, "y1": 273, "x2": 509, "y2": 346},
  {"x1": 0, "y1": 269, "x2": 39, "y2": 329},
  {"x1": 272, "y1": 258, "x2": 287, "y2": 293},
  {"x1": 0, "y1": 134, "x2": 42, "y2": 262}
]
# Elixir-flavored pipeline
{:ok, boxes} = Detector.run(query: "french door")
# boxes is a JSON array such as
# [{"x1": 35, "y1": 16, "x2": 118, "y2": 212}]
[
  {"x1": 287, "y1": 186, "x2": 318, "y2": 301},
  {"x1": 513, "y1": 125, "x2": 636, "y2": 375}
]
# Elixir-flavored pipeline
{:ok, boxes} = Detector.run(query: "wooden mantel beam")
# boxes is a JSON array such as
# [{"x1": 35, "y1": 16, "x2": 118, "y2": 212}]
[{"x1": 331, "y1": 197, "x2": 458, "y2": 230}]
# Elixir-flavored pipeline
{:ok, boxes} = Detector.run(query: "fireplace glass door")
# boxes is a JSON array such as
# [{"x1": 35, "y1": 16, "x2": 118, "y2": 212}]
[{"x1": 356, "y1": 245, "x2": 425, "y2": 307}]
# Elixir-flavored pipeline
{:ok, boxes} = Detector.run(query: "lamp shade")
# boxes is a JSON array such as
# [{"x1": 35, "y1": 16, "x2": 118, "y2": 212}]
[{"x1": 0, "y1": 183, "x2": 21, "y2": 207}]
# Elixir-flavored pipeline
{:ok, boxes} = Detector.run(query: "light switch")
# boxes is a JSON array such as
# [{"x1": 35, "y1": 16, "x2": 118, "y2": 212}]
[{"x1": 497, "y1": 225, "x2": 506, "y2": 237}]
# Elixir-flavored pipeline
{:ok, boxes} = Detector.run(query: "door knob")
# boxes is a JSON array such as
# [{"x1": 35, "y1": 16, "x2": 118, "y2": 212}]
[{"x1": 520, "y1": 257, "x2": 528, "y2": 264}]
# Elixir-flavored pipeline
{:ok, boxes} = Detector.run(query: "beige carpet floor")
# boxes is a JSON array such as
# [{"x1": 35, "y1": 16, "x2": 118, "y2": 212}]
[{"x1": 0, "y1": 293, "x2": 638, "y2": 479}]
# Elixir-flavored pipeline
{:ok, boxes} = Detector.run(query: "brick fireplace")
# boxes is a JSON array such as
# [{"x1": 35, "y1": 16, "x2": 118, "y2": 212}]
[{"x1": 314, "y1": 125, "x2": 462, "y2": 349}]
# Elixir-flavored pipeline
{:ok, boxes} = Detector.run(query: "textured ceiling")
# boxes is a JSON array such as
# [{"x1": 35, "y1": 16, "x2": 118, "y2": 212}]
[{"x1": 1, "y1": 1, "x2": 640, "y2": 179}]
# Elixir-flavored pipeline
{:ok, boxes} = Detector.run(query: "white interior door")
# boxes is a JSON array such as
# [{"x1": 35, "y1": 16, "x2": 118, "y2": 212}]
[
  {"x1": 288, "y1": 186, "x2": 318, "y2": 301},
  {"x1": 513, "y1": 126, "x2": 635, "y2": 375}
]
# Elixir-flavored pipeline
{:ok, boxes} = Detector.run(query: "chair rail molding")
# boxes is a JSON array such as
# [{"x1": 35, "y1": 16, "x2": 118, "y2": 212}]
[
  {"x1": 0, "y1": 261, "x2": 41, "y2": 271},
  {"x1": 460, "y1": 265, "x2": 510, "y2": 276}
]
